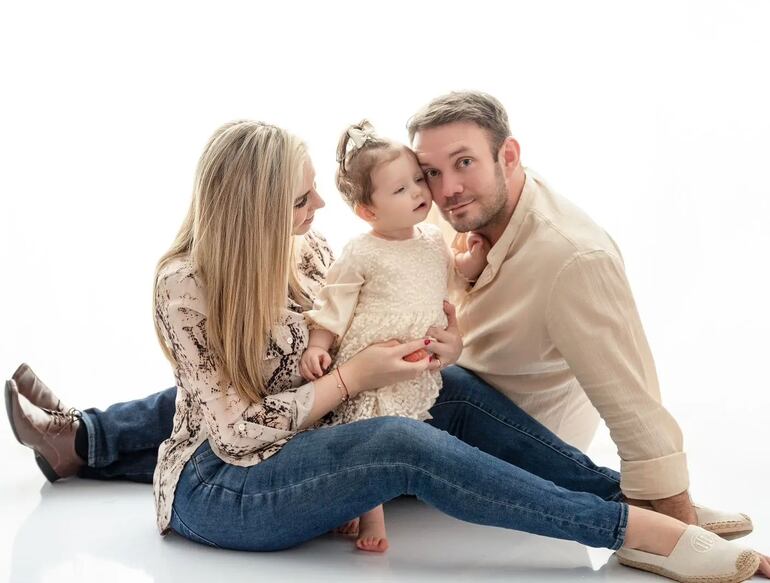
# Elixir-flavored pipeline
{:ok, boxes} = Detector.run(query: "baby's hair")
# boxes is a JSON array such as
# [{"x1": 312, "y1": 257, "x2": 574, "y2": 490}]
[{"x1": 335, "y1": 120, "x2": 407, "y2": 209}]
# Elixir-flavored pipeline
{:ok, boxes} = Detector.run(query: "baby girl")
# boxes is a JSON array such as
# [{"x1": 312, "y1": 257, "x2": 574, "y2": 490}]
[{"x1": 300, "y1": 121, "x2": 489, "y2": 553}]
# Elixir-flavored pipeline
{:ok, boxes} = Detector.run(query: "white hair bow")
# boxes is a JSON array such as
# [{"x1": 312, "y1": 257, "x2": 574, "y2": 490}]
[{"x1": 347, "y1": 126, "x2": 374, "y2": 150}]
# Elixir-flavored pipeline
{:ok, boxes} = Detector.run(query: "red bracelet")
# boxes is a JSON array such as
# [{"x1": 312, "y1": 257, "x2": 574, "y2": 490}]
[{"x1": 335, "y1": 367, "x2": 350, "y2": 402}]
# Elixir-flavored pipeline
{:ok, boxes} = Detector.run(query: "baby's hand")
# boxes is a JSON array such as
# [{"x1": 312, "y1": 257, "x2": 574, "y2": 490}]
[
  {"x1": 454, "y1": 232, "x2": 491, "y2": 283},
  {"x1": 299, "y1": 346, "x2": 332, "y2": 381}
]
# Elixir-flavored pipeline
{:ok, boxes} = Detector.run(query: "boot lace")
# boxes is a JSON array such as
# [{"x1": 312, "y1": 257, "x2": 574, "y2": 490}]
[{"x1": 46, "y1": 407, "x2": 82, "y2": 429}]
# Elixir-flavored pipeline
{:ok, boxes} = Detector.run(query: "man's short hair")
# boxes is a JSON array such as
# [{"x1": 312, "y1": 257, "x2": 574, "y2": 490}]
[{"x1": 407, "y1": 91, "x2": 511, "y2": 158}]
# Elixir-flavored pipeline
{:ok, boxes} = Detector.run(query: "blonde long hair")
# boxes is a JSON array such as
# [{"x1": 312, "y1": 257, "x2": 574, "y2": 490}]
[{"x1": 153, "y1": 121, "x2": 311, "y2": 403}]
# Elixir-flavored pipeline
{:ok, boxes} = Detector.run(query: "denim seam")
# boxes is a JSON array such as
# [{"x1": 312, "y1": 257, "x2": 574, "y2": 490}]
[
  {"x1": 192, "y1": 455, "x2": 208, "y2": 484},
  {"x1": 171, "y1": 508, "x2": 220, "y2": 548},
  {"x1": 79, "y1": 411, "x2": 98, "y2": 467},
  {"x1": 193, "y1": 448, "x2": 217, "y2": 464},
  {"x1": 432, "y1": 399, "x2": 621, "y2": 485},
  {"x1": 190, "y1": 460, "x2": 621, "y2": 538},
  {"x1": 611, "y1": 503, "x2": 630, "y2": 550},
  {"x1": 127, "y1": 442, "x2": 162, "y2": 451}
]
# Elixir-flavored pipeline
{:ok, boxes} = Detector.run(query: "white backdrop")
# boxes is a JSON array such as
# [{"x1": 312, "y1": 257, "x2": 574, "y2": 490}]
[
  {"x1": 2, "y1": 2, "x2": 770, "y2": 581},
  {"x1": 1, "y1": 0, "x2": 769, "y2": 497}
]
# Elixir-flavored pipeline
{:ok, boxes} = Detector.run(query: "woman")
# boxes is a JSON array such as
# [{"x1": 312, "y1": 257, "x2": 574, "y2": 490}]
[{"x1": 7, "y1": 120, "x2": 768, "y2": 582}]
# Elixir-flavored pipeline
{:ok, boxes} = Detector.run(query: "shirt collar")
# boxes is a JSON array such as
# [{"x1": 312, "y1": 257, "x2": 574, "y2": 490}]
[{"x1": 470, "y1": 167, "x2": 538, "y2": 292}]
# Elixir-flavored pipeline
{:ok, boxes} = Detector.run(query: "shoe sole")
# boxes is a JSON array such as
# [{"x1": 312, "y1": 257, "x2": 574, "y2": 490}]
[
  {"x1": 34, "y1": 451, "x2": 61, "y2": 483},
  {"x1": 5, "y1": 379, "x2": 61, "y2": 483},
  {"x1": 618, "y1": 550, "x2": 760, "y2": 583},
  {"x1": 705, "y1": 523, "x2": 754, "y2": 541}
]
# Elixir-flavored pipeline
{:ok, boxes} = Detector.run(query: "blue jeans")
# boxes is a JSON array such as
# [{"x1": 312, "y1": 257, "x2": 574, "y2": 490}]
[
  {"x1": 80, "y1": 366, "x2": 627, "y2": 549},
  {"x1": 78, "y1": 389, "x2": 176, "y2": 482}
]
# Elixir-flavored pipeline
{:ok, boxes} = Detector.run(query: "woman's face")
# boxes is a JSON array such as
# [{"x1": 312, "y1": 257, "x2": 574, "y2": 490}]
[{"x1": 292, "y1": 158, "x2": 325, "y2": 235}]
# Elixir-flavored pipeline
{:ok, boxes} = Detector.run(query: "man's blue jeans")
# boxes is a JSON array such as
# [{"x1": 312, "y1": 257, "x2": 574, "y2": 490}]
[{"x1": 79, "y1": 366, "x2": 627, "y2": 549}]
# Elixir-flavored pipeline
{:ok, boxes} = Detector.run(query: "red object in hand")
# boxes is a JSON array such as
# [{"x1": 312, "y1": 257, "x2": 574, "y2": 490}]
[{"x1": 403, "y1": 349, "x2": 429, "y2": 362}]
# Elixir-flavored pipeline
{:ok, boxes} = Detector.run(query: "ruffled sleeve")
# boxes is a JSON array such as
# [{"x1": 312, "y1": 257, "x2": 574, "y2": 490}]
[{"x1": 303, "y1": 239, "x2": 365, "y2": 339}]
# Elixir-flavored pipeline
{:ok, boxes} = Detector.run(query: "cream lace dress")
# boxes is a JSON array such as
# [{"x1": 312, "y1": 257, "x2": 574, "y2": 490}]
[{"x1": 305, "y1": 223, "x2": 450, "y2": 424}]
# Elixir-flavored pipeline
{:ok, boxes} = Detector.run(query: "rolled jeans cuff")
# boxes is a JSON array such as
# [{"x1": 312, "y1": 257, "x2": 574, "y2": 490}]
[{"x1": 79, "y1": 410, "x2": 98, "y2": 468}]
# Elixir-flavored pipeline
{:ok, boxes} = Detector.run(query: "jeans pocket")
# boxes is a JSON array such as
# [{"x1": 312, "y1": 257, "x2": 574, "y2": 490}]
[{"x1": 170, "y1": 508, "x2": 220, "y2": 548}]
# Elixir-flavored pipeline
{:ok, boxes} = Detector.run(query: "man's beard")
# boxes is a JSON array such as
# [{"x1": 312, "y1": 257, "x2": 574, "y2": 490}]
[{"x1": 441, "y1": 165, "x2": 509, "y2": 233}]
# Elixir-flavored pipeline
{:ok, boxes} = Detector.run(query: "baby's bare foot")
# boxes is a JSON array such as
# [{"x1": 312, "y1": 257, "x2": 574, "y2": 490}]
[
  {"x1": 356, "y1": 506, "x2": 389, "y2": 553},
  {"x1": 356, "y1": 532, "x2": 389, "y2": 553},
  {"x1": 334, "y1": 518, "x2": 359, "y2": 536}
]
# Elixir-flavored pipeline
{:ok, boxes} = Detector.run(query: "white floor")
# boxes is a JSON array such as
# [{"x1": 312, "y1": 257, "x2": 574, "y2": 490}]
[{"x1": 2, "y1": 401, "x2": 768, "y2": 583}]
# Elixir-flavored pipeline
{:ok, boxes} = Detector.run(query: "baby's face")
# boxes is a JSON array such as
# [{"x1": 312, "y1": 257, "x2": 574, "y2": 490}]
[{"x1": 367, "y1": 149, "x2": 432, "y2": 231}]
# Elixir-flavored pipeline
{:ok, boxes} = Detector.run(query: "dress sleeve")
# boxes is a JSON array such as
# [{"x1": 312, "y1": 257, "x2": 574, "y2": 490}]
[
  {"x1": 157, "y1": 273, "x2": 315, "y2": 461},
  {"x1": 303, "y1": 240, "x2": 365, "y2": 339},
  {"x1": 545, "y1": 250, "x2": 688, "y2": 499}
]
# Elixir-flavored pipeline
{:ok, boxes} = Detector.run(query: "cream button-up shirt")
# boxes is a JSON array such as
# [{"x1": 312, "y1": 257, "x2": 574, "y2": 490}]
[{"x1": 434, "y1": 168, "x2": 688, "y2": 500}]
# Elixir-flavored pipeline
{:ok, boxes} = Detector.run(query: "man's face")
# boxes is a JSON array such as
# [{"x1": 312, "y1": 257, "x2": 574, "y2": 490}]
[{"x1": 413, "y1": 122, "x2": 509, "y2": 233}]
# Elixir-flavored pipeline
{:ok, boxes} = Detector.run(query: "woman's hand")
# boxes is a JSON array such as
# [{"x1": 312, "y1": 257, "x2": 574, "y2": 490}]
[
  {"x1": 424, "y1": 301, "x2": 463, "y2": 370},
  {"x1": 342, "y1": 338, "x2": 435, "y2": 396}
]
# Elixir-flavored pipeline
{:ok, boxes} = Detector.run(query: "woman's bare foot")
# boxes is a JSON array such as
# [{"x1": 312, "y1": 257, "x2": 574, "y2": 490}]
[
  {"x1": 623, "y1": 505, "x2": 688, "y2": 556},
  {"x1": 334, "y1": 518, "x2": 359, "y2": 536},
  {"x1": 356, "y1": 505, "x2": 389, "y2": 553}
]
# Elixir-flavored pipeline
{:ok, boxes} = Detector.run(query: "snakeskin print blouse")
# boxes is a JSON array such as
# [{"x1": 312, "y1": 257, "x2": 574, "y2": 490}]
[{"x1": 152, "y1": 231, "x2": 334, "y2": 534}]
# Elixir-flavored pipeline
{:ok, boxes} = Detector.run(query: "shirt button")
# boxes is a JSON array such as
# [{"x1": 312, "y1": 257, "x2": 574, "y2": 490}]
[
  {"x1": 287, "y1": 336, "x2": 293, "y2": 345},
  {"x1": 238, "y1": 423, "x2": 246, "y2": 431}
]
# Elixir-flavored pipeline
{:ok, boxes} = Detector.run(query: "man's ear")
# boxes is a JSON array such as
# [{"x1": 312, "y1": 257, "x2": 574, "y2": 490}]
[
  {"x1": 354, "y1": 203, "x2": 376, "y2": 222},
  {"x1": 498, "y1": 137, "x2": 521, "y2": 171}
]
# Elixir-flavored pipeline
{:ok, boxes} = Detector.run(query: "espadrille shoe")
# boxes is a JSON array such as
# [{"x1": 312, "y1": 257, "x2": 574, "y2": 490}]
[
  {"x1": 616, "y1": 525, "x2": 760, "y2": 583},
  {"x1": 695, "y1": 506, "x2": 753, "y2": 540},
  {"x1": 631, "y1": 501, "x2": 753, "y2": 540}
]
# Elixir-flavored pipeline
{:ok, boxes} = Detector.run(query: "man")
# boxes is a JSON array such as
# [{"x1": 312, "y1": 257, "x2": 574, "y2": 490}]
[
  {"x1": 410, "y1": 90, "x2": 747, "y2": 530},
  {"x1": 5, "y1": 91, "x2": 751, "y2": 538}
]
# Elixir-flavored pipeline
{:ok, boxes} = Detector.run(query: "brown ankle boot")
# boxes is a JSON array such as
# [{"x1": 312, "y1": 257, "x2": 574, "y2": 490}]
[
  {"x1": 4, "y1": 379, "x2": 84, "y2": 482},
  {"x1": 12, "y1": 363, "x2": 71, "y2": 413}
]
